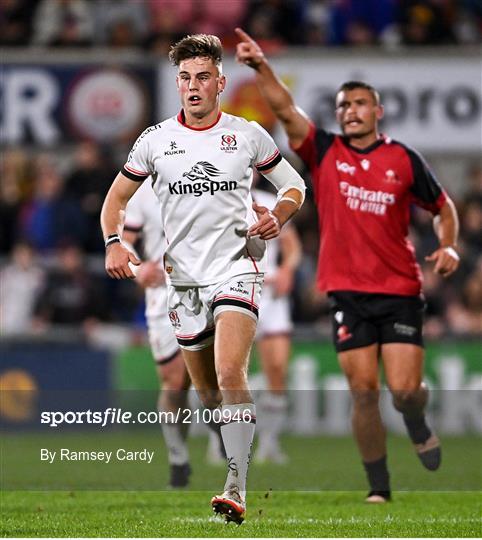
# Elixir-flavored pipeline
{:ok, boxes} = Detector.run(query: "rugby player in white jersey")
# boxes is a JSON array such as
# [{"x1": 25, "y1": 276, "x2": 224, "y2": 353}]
[
  {"x1": 123, "y1": 180, "x2": 192, "y2": 488},
  {"x1": 252, "y1": 186, "x2": 302, "y2": 464},
  {"x1": 101, "y1": 34, "x2": 305, "y2": 524},
  {"x1": 206, "y1": 186, "x2": 302, "y2": 466}
]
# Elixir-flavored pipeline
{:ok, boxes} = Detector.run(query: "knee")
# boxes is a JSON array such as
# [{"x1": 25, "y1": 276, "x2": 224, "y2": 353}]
[
  {"x1": 263, "y1": 362, "x2": 286, "y2": 390},
  {"x1": 352, "y1": 390, "x2": 380, "y2": 409},
  {"x1": 216, "y1": 365, "x2": 247, "y2": 391},
  {"x1": 266, "y1": 357, "x2": 287, "y2": 376},
  {"x1": 160, "y1": 360, "x2": 187, "y2": 392},
  {"x1": 161, "y1": 372, "x2": 184, "y2": 392},
  {"x1": 197, "y1": 389, "x2": 222, "y2": 410},
  {"x1": 350, "y1": 380, "x2": 380, "y2": 409},
  {"x1": 391, "y1": 388, "x2": 421, "y2": 412}
]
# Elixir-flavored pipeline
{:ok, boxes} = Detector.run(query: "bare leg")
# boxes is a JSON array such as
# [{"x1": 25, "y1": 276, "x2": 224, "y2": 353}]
[
  {"x1": 338, "y1": 344, "x2": 385, "y2": 462},
  {"x1": 382, "y1": 343, "x2": 440, "y2": 470},
  {"x1": 156, "y1": 351, "x2": 192, "y2": 486},
  {"x1": 214, "y1": 311, "x2": 257, "y2": 501},
  {"x1": 339, "y1": 344, "x2": 390, "y2": 499},
  {"x1": 214, "y1": 311, "x2": 256, "y2": 404},
  {"x1": 257, "y1": 334, "x2": 290, "y2": 392},
  {"x1": 181, "y1": 344, "x2": 221, "y2": 410},
  {"x1": 158, "y1": 352, "x2": 191, "y2": 414},
  {"x1": 381, "y1": 343, "x2": 426, "y2": 415},
  {"x1": 181, "y1": 344, "x2": 226, "y2": 465}
]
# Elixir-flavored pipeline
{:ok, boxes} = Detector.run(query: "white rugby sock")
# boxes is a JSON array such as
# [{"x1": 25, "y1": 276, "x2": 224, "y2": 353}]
[
  {"x1": 221, "y1": 403, "x2": 256, "y2": 500},
  {"x1": 161, "y1": 421, "x2": 189, "y2": 465},
  {"x1": 258, "y1": 391, "x2": 288, "y2": 450}
]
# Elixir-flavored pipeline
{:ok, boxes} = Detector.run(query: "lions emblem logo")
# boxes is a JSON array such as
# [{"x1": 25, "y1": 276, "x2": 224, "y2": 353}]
[{"x1": 182, "y1": 161, "x2": 224, "y2": 181}]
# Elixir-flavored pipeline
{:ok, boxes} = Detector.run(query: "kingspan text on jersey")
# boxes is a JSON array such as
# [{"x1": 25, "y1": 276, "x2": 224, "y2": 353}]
[{"x1": 168, "y1": 179, "x2": 238, "y2": 197}]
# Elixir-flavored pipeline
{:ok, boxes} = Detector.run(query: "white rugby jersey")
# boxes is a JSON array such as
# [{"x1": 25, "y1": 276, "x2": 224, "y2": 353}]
[
  {"x1": 122, "y1": 111, "x2": 283, "y2": 287},
  {"x1": 124, "y1": 180, "x2": 167, "y2": 318},
  {"x1": 124, "y1": 180, "x2": 166, "y2": 262}
]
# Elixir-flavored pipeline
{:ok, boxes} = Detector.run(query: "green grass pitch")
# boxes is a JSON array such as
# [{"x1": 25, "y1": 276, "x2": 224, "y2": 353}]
[
  {"x1": 2, "y1": 490, "x2": 480, "y2": 537},
  {"x1": 1, "y1": 434, "x2": 480, "y2": 537}
]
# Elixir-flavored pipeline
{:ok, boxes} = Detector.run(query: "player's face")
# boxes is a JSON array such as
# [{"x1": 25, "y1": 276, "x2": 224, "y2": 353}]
[
  {"x1": 176, "y1": 57, "x2": 226, "y2": 123},
  {"x1": 335, "y1": 88, "x2": 383, "y2": 141}
]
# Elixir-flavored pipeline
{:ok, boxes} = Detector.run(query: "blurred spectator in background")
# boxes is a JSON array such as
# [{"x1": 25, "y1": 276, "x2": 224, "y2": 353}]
[
  {"x1": 0, "y1": 0, "x2": 39, "y2": 46},
  {"x1": 454, "y1": 0, "x2": 482, "y2": 44},
  {"x1": 421, "y1": 263, "x2": 447, "y2": 338},
  {"x1": 31, "y1": 0, "x2": 94, "y2": 47},
  {"x1": 16, "y1": 155, "x2": 87, "y2": 252},
  {"x1": 190, "y1": 0, "x2": 248, "y2": 42},
  {"x1": 33, "y1": 244, "x2": 110, "y2": 333},
  {"x1": 462, "y1": 257, "x2": 482, "y2": 331},
  {"x1": 241, "y1": 0, "x2": 304, "y2": 51},
  {"x1": 143, "y1": 0, "x2": 190, "y2": 54},
  {"x1": 95, "y1": 0, "x2": 147, "y2": 47},
  {"x1": 65, "y1": 141, "x2": 116, "y2": 253},
  {"x1": 106, "y1": 19, "x2": 139, "y2": 49},
  {"x1": 463, "y1": 163, "x2": 482, "y2": 205},
  {"x1": 0, "y1": 242, "x2": 45, "y2": 335},
  {"x1": 145, "y1": 0, "x2": 247, "y2": 53},
  {"x1": 0, "y1": 150, "x2": 31, "y2": 253},
  {"x1": 3, "y1": 0, "x2": 480, "y2": 49},
  {"x1": 461, "y1": 199, "x2": 482, "y2": 256},
  {"x1": 399, "y1": 0, "x2": 457, "y2": 45},
  {"x1": 303, "y1": 0, "x2": 330, "y2": 46},
  {"x1": 328, "y1": 0, "x2": 396, "y2": 45},
  {"x1": 464, "y1": 162, "x2": 482, "y2": 202},
  {"x1": 410, "y1": 205, "x2": 440, "y2": 256},
  {"x1": 446, "y1": 256, "x2": 482, "y2": 336},
  {"x1": 453, "y1": 162, "x2": 482, "y2": 305},
  {"x1": 344, "y1": 19, "x2": 377, "y2": 47}
]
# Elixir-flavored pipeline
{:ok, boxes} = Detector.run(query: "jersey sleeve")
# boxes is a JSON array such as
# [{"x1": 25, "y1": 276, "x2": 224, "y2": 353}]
[
  {"x1": 406, "y1": 147, "x2": 447, "y2": 214},
  {"x1": 121, "y1": 127, "x2": 155, "y2": 182},
  {"x1": 249, "y1": 121, "x2": 282, "y2": 172},
  {"x1": 292, "y1": 121, "x2": 335, "y2": 171}
]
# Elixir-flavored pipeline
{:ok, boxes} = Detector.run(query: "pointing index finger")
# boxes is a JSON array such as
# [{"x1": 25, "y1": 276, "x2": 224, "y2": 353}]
[{"x1": 235, "y1": 27, "x2": 255, "y2": 44}]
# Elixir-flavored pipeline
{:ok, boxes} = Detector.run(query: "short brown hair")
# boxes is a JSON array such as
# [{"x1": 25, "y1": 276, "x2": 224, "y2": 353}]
[
  {"x1": 168, "y1": 34, "x2": 223, "y2": 67},
  {"x1": 337, "y1": 81, "x2": 380, "y2": 105}
]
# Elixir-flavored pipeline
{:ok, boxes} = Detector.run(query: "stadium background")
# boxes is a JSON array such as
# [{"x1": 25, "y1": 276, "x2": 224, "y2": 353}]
[{"x1": 0, "y1": 1, "x2": 481, "y2": 534}]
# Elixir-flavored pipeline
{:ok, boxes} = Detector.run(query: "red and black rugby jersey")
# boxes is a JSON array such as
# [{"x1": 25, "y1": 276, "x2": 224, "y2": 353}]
[{"x1": 295, "y1": 122, "x2": 447, "y2": 296}]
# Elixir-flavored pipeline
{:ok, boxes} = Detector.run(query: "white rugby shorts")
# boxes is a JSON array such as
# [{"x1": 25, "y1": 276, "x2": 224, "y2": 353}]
[
  {"x1": 256, "y1": 283, "x2": 293, "y2": 338},
  {"x1": 167, "y1": 273, "x2": 264, "y2": 351},
  {"x1": 145, "y1": 285, "x2": 180, "y2": 363},
  {"x1": 146, "y1": 314, "x2": 180, "y2": 364}
]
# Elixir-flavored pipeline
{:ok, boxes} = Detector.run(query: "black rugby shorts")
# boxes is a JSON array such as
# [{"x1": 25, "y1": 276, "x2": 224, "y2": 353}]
[{"x1": 328, "y1": 291, "x2": 425, "y2": 353}]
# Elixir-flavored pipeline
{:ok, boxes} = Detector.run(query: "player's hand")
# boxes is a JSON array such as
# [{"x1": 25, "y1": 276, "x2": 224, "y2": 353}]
[
  {"x1": 273, "y1": 266, "x2": 295, "y2": 296},
  {"x1": 248, "y1": 202, "x2": 281, "y2": 240},
  {"x1": 425, "y1": 246, "x2": 460, "y2": 277},
  {"x1": 105, "y1": 242, "x2": 140, "y2": 279},
  {"x1": 235, "y1": 27, "x2": 265, "y2": 69},
  {"x1": 136, "y1": 261, "x2": 166, "y2": 288}
]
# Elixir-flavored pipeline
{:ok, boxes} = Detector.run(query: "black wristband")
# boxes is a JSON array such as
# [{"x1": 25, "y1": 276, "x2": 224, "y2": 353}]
[{"x1": 105, "y1": 235, "x2": 121, "y2": 248}]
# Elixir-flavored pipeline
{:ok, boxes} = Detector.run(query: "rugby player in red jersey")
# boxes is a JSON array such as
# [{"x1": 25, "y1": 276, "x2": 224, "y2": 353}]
[{"x1": 236, "y1": 28, "x2": 460, "y2": 503}]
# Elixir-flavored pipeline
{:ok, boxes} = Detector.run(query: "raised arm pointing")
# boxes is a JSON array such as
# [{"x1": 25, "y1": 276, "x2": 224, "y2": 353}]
[{"x1": 235, "y1": 27, "x2": 311, "y2": 149}]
